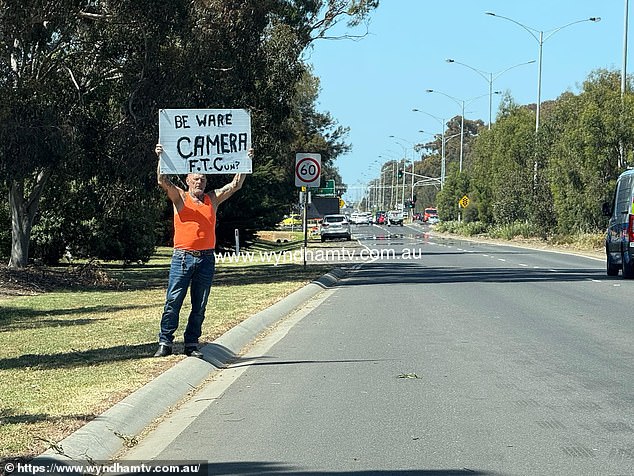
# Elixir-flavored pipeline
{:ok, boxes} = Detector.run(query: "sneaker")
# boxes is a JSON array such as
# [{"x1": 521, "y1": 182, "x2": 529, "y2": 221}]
[
  {"x1": 153, "y1": 343, "x2": 172, "y2": 357},
  {"x1": 184, "y1": 346, "x2": 203, "y2": 358}
]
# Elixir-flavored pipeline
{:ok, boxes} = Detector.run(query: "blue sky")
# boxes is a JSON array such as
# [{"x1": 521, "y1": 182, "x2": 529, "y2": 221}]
[{"x1": 307, "y1": 0, "x2": 629, "y2": 204}]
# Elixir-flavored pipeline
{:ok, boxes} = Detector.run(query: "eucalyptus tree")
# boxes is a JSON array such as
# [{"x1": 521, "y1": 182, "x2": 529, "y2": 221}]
[
  {"x1": 0, "y1": 0, "x2": 187, "y2": 266},
  {"x1": 469, "y1": 96, "x2": 535, "y2": 225},
  {"x1": 541, "y1": 69, "x2": 634, "y2": 233}
]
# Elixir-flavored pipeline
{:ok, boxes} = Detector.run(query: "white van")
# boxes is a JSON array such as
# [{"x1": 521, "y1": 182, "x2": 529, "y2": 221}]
[{"x1": 604, "y1": 169, "x2": 634, "y2": 277}]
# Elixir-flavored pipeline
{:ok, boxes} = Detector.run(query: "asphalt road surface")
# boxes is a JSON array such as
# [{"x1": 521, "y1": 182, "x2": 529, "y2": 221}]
[{"x1": 123, "y1": 225, "x2": 633, "y2": 475}]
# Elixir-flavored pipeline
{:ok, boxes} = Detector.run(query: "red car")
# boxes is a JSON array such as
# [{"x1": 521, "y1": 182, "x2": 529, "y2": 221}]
[{"x1": 423, "y1": 207, "x2": 438, "y2": 222}]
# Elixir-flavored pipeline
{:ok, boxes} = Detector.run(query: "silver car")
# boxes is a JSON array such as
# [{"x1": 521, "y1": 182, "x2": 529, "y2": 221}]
[{"x1": 320, "y1": 214, "x2": 352, "y2": 242}]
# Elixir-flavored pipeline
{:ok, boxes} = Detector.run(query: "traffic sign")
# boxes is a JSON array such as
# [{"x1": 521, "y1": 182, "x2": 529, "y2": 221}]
[
  {"x1": 459, "y1": 195, "x2": 470, "y2": 208},
  {"x1": 295, "y1": 153, "x2": 321, "y2": 187}
]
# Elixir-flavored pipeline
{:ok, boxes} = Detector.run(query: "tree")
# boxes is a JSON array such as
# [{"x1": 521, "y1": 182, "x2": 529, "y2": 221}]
[
  {"x1": 541, "y1": 70, "x2": 634, "y2": 233},
  {"x1": 0, "y1": 0, "x2": 380, "y2": 266},
  {"x1": 470, "y1": 97, "x2": 535, "y2": 225},
  {"x1": 0, "y1": 0, "x2": 189, "y2": 266}
]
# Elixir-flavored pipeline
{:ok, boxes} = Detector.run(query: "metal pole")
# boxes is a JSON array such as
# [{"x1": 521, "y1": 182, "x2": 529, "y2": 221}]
[
  {"x1": 623, "y1": 0, "x2": 629, "y2": 97},
  {"x1": 400, "y1": 159, "x2": 404, "y2": 210},
  {"x1": 410, "y1": 157, "x2": 415, "y2": 201},
  {"x1": 459, "y1": 100, "x2": 465, "y2": 172},
  {"x1": 536, "y1": 31, "x2": 544, "y2": 132},
  {"x1": 441, "y1": 129, "x2": 446, "y2": 189},
  {"x1": 390, "y1": 160, "x2": 398, "y2": 209},
  {"x1": 302, "y1": 186, "x2": 308, "y2": 269},
  {"x1": 380, "y1": 168, "x2": 384, "y2": 209},
  {"x1": 488, "y1": 73, "x2": 493, "y2": 130}
]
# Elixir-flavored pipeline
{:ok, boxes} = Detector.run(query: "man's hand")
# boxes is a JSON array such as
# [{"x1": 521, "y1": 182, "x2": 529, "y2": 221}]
[{"x1": 155, "y1": 144, "x2": 163, "y2": 157}]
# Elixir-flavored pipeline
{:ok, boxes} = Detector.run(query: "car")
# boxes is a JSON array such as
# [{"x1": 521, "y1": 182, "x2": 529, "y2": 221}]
[
  {"x1": 375, "y1": 211, "x2": 387, "y2": 225},
  {"x1": 353, "y1": 212, "x2": 372, "y2": 225},
  {"x1": 604, "y1": 168, "x2": 634, "y2": 277},
  {"x1": 278, "y1": 214, "x2": 302, "y2": 228},
  {"x1": 350, "y1": 212, "x2": 370, "y2": 225},
  {"x1": 427, "y1": 216, "x2": 439, "y2": 225},
  {"x1": 423, "y1": 207, "x2": 438, "y2": 222},
  {"x1": 320, "y1": 214, "x2": 352, "y2": 242},
  {"x1": 386, "y1": 210, "x2": 404, "y2": 226}
]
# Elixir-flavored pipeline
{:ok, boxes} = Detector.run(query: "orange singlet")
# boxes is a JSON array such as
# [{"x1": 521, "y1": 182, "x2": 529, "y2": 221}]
[{"x1": 173, "y1": 194, "x2": 216, "y2": 251}]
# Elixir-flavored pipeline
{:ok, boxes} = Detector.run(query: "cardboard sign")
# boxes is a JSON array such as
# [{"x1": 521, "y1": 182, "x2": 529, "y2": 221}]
[{"x1": 158, "y1": 108, "x2": 252, "y2": 174}]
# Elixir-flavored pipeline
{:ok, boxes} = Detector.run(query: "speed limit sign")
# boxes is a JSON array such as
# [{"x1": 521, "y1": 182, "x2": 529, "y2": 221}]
[{"x1": 295, "y1": 153, "x2": 321, "y2": 187}]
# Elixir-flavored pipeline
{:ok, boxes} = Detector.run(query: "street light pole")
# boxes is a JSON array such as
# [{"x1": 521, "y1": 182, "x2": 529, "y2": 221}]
[
  {"x1": 390, "y1": 135, "x2": 418, "y2": 211},
  {"x1": 623, "y1": 0, "x2": 629, "y2": 98},
  {"x1": 412, "y1": 109, "x2": 448, "y2": 187},
  {"x1": 425, "y1": 90, "x2": 491, "y2": 172},
  {"x1": 485, "y1": 12, "x2": 600, "y2": 132},
  {"x1": 445, "y1": 59, "x2": 535, "y2": 129}
]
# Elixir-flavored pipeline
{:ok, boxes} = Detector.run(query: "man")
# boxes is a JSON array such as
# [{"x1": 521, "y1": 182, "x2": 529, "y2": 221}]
[{"x1": 153, "y1": 143, "x2": 251, "y2": 358}]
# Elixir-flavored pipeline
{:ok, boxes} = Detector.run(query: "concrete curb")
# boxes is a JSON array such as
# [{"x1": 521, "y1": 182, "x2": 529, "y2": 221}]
[{"x1": 33, "y1": 267, "x2": 346, "y2": 469}]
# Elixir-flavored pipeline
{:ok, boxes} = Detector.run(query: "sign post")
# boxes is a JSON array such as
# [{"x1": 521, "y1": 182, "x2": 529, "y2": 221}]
[
  {"x1": 295, "y1": 153, "x2": 321, "y2": 268},
  {"x1": 458, "y1": 194, "x2": 470, "y2": 223}
]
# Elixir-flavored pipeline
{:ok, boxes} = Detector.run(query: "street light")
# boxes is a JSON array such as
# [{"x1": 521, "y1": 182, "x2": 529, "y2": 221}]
[
  {"x1": 412, "y1": 109, "x2": 448, "y2": 187},
  {"x1": 485, "y1": 12, "x2": 600, "y2": 131},
  {"x1": 445, "y1": 58, "x2": 536, "y2": 129},
  {"x1": 425, "y1": 89, "x2": 493, "y2": 172},
  {"x1": 390, "y1": 135, "x2": 416, "y2": 209},
  {"x1": 378, "y1": 154, "x2": 398, "y2": 209}
]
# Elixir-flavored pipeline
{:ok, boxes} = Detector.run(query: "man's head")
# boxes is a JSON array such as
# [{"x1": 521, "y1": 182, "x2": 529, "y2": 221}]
[{"x1": 186, "y1": 173, "x2": 207, "y2": 197}]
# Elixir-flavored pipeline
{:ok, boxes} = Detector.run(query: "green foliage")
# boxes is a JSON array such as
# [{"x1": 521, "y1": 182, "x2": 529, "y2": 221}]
[
  {"x1": 541, "y1": 70, "x2": 626, "y2": 234},
  {"x1": 455, "y1": 70, "x2": 634, "y2": 242},
  {"x1": 436, "y1": 164, "x2": 469, "y2": 221},
  {"x1": 435, "y1": 220, "x2": 488, "y2": 236},
  {"x1": 488, "y1": 222, "x2": 541, "y2": 240},
  {"x1": 1, "y1": 0, "x2": 378, "y2": 266}
]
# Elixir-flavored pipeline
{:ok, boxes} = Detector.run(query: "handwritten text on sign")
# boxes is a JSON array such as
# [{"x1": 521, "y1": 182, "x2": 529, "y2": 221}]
[{"x1": 158, "y1": 108, "x2": 252, "y2": 175}]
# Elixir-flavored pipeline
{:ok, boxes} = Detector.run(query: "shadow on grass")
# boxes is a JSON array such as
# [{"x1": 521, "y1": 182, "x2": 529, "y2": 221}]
[
  {"x1": 214, "y1": 263, "x2": 332, "y2": 287},
  {"x1": 0, "y1": 408, "x2": 95, "y2": 425},
  {"x1": 106, "y1": 260, "x2": 331, "y2": 290},
  {"x1": 102, "y1": 263, "x2": 170, "y2": 291},
  {"x1": 0, "y1": 304, "x2": 156, "y2": 332},
  {"x1": 0, "y1": 343, "x2": 157, "y2": 371}
]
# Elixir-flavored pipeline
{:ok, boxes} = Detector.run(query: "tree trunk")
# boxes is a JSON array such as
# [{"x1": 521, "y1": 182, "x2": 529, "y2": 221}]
[{"x1": 8, "y1": 169, "x2": 52, "y2": 268}]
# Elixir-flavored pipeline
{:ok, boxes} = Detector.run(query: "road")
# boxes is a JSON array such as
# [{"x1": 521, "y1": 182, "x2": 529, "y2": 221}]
[{"x1": 123, "y1": 223, "x2": 634, "y2": 475}]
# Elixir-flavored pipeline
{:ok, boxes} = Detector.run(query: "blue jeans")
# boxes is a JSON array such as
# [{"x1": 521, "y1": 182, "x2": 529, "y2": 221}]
[{"x1": 158, "y1": 249, "x2": 215, "y2": 346}]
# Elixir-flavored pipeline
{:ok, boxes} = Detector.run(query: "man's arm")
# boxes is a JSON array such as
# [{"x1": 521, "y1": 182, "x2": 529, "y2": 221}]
[
  {"x1": 211, "y1": 173, "x2": 246, "y2": 208},
  {"x1": 155, "y1": 144, "x2": 184, "y2": 205},
  {"x1": 210, "y1": 148, "x2": 252, "y2": 208}
]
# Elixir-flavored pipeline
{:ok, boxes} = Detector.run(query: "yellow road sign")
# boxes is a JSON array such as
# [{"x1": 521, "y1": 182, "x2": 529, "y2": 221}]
[
  {"x1": 459, "y1": 195, "x2": 470, "y2": 208},
  {"x1": 339, "y1": 198, "x2": 345, "y2": 208}
]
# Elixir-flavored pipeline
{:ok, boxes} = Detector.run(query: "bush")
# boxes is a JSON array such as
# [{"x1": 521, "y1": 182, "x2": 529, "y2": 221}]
[
  {"x1": 435, "y1": 220, "x2": 489, "y2": 236},
  {"x1": 461, "y1": 221, "x2": 489, "y2": 236},
  {"x1": 488, "y1": 221, "x2": 540, "y2": 240}
]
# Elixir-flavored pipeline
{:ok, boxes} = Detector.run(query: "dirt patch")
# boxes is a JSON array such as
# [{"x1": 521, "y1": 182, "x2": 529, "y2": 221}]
[
  {"x1": 0, "y1": 261, "x2": 119, "y2": 298},
  {"x1": 256, "y1": 231, "x2": 302, "y2": 243}
]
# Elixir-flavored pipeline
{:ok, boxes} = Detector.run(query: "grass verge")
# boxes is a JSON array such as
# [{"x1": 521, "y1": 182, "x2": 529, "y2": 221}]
[
  {"x1": 0, "y1": 245, "x2": 332, "y2": 460},
  {"x1": 434, "y1": 220, "x2": 604, "y2": 256}
]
